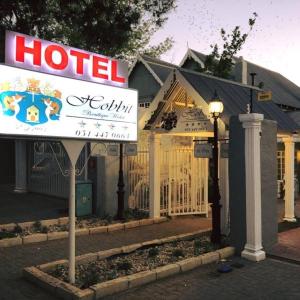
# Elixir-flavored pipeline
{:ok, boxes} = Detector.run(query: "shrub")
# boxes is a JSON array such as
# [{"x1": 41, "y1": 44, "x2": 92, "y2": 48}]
[
  {"x1": 0, "y1": 231, "x2": 17, "y2": 240},
  {"x1": 13, "y1": 225, "x2": 23, "y2": 234},
  {"x1": 41, "y1": 226, "x2": 49, "y2": 234},
  {"x1": 33, "y1": 221, "x2": 42, "y2": 232},
  {"x1": 116, "y1": 259, "x2": 133, "y2": 271},
  {"x1": 194, "y1": 239, "x2": 202, "y2": 249},
  {"x1": 106, "y1": 269, "x2": 117, "y2": 281},
  {"x1": 172, "y1": 249, "x2": 185, "y2": 258},
  {"x1": 148, "y1": 247, "x2": 159, "y2": 257}
]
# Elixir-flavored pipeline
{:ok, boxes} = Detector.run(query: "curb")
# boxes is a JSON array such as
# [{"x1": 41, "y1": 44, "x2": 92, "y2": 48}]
[
  {"x1": 0, "y1": 217, "x2": 168, "y2": 248},
  {"x1": 23, "y1": 229, "x2": 233, "y2": 300}
]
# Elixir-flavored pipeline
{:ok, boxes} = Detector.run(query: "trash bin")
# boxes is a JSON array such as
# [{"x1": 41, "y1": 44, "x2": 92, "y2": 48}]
[{"x1": 76, "y1": 181, "x2": 92, "y2": 217}]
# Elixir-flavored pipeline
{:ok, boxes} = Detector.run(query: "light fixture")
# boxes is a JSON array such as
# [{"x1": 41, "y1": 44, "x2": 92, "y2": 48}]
[{"x1": 208, "y1": 90, "x2": 224, "y2": 118}]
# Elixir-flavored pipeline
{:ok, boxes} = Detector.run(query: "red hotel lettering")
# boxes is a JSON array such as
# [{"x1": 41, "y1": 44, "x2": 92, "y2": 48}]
[
  {"x1": 14, "y1": 34, "x2": 126, "y2": 83},
  {"x1": 16, "y1": 36, "x2": 41, "y2": 66},
  {"x1": 92, "y1": 56, "x2": 109, "y2": 80},
  {"x1": 70, "y1": 50, "x2": 90, "y2": 75},
  {"x1": 45, "y1": 45, "x2": 68, "y2": 70}
]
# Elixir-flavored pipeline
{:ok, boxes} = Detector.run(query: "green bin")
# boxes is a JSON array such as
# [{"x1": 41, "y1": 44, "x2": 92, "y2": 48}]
[{"x1": 76, "y1": 181, "x2": 92, "y2": 217}]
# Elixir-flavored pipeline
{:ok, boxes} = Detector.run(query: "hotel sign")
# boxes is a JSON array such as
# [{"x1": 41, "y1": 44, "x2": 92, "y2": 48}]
[
  {"x1": 5, "y1": 31, "x2": 128, "y2": 88},
  {"x1": 0, "y1": 65, "x2": 137, "y2": 142},
  {"x1": 173, "y1": 107, "x2": 213, "y2": 133}
]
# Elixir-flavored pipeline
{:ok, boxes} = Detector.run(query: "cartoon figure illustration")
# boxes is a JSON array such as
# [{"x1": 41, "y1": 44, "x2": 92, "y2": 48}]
[
  {"x1": 26, "y1": 105, "x2": 39, "y2": 123},
  {"x1": 0, "y1": 77, "x2": 62, "y2": 126}
]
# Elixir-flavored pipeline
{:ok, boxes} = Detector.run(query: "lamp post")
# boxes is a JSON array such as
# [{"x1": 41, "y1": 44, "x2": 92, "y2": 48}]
[
  {"x1": 117, "y1": 143, "x2": 125, "y2": 220},
  {"x1": 208, "y1": 91, "x2": 224, "y2": 244}
]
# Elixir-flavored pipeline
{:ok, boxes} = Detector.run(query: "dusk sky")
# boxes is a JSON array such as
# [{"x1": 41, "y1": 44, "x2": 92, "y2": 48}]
[{"x1": 150, "y1": 0, "x2": 300, "y2": 87}]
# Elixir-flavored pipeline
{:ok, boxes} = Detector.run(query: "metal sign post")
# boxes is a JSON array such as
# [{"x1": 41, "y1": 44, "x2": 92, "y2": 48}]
[{"x1": 62, "y1": 140, "x2": 86, "y2": 284}]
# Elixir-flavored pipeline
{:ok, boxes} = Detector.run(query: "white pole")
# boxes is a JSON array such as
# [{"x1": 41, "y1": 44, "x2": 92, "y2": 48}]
[
  {"x1": 69, "y1": 161, "x2": 76, "y2": 284},
  {"x1": 62, "y1": 140, "x2": 85, "y2": 284}
]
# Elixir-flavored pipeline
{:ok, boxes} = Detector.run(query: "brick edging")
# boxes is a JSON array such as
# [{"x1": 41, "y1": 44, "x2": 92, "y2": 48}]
[
  {"x1": 0, "y1": 217, "x2": 167, "y2": 248},
  {"x1": 23, "y1": 230, "x2": 234, "y2": 299}
]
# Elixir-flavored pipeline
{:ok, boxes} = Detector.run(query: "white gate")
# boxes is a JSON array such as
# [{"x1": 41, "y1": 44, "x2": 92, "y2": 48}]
[{"x1": 126, "y1": 142, "x2": 208, "y2": 216}]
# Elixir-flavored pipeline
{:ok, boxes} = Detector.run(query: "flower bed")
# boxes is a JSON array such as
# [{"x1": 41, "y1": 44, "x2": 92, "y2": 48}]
[
  {"x1": 51, "y1": 236, "x2": 217, "y2": 289},
  {"x1": 0, "y1": 209, "x2": 166, "y2": 248},
  {"x1": 0, "y1": 209, "x2": 149, "y2": 239},
  {"x1": 23, "y1": 230, "x2": 235, "y2": 299}
]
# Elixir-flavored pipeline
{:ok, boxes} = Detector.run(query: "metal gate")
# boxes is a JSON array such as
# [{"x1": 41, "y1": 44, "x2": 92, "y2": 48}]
[
  {"x1": 28, "y1": 141, "x2": 86, "y2": 198},
  {"x1": 126, "y1": 142, "x2": 208, "y2": 216}
]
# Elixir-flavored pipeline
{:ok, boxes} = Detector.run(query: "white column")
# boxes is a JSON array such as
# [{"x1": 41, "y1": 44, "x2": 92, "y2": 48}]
[
  {"x1": 149, "y1": 133, "x2": 161, "y2": 219},
  {"x1": 283, "y1": 137, "x2": 296, "y2": 222},
  {"x1": 220, "y1": 156, "x2": 229, "y2": 235},
  {"x1": 14, "y1": 140, "x2": 28, "y2": 193},
  {"x1": 239, "y1": 113, "x2": 266, "y2": 262}
]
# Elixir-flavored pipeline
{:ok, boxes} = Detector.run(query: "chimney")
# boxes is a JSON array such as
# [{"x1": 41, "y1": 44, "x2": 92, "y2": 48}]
[{"x1": 235, "y1": 56, "x2": 247, "y2": 84}]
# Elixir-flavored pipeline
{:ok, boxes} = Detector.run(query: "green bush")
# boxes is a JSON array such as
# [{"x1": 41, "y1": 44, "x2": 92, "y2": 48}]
[
  {"x1": 194, "y1": 239, "x2": 202, "y2": 249},
  {"x1": 172, "y1": 249, "x2": 185, "y2": 258},
  {"x1": 106, "y1": 269, "x2": 117, "y2": 281},
  {"x1": 41, "y1": 226, "x2": 49, "y2": 234},
  {"x1": 148, "y1": 247, "x2": 159, "y2": 257},
  {"x1": 0, "y1": 231, "x2": 17, "y2": 240},
  {"x1": 116, "y1": 259, "x2": 133, "y2": 271},
  {"x1": 33, "y1": 221, "x2": 42, "y2": 232},
  {"x1": 13, "y1": 225, "x2": 23, "y2": 234}
]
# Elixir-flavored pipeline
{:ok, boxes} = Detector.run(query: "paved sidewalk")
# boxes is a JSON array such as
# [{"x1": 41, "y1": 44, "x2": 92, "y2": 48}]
[
  {"x1": 0, "y1": 216, "x2": 210, "y2": 300},
  {"x1": 269, "y1": 227, "x2": 300, "y2": 263},
  {"x1": 104, "y1": 257, "x2": 300, "y2": 300}
]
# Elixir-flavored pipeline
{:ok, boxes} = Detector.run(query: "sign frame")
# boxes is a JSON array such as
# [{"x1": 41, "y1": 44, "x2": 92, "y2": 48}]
[{"x1": 0, "y1": 64, "x2": 138, "y2": 143}]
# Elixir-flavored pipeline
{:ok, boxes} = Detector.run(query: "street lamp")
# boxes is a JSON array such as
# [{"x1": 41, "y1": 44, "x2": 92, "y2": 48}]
[{"x1": 208, "y1": 90, "x2": 224, "y2": 244}]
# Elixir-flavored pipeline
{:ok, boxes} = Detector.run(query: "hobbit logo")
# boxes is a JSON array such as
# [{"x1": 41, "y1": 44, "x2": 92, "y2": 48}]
[{"x1": 0, "y1": 78, "x2": 62, "y2": 126}]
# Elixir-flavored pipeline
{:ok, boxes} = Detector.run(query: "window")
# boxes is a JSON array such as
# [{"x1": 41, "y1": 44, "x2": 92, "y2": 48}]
[{"x1": 139, "y1": 102, "x2": 150, "y2": 108}]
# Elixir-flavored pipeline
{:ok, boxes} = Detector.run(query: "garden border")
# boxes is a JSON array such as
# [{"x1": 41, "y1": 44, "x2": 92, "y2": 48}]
[
  {"x1": 23, "y1": 229, "x2": 235, "y2": 299},
  {"x1": 0, "y1": 217, "x2": 167, "y2": 248}
]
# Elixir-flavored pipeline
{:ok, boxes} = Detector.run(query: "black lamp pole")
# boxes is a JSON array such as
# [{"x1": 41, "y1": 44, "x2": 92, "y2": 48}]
[
  {"x1": 249, "y1": 72, "x2": 257, "y2": 113},
  {"x1": 211, "y1": 114, "x2": 221, "y2": 244},
  {"x1": 117, "y1": 143, "x2": 125, "y2": 220}
]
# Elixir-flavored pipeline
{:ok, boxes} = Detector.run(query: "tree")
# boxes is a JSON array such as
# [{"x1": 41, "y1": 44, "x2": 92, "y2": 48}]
[
  {"x1": 0, "y1": 0, "x2": 176, "y2": 61},
  {"x1": 204, "y1": 12, "x2": 258, "y2": 79}
]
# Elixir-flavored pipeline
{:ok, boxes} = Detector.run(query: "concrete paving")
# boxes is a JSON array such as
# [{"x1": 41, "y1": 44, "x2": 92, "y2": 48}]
[
  {"x1": 0, "y1": 185, "x2": 67, "y2": 224},
  {"x1": 0, "y1": 216, "x2": 210, "y2": 300},
  {"x1": 104, "y1": 257, "x2": 300, "y2": 300}
]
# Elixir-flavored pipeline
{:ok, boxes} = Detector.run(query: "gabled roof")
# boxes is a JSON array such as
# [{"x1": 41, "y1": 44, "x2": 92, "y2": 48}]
[
  {"x1": 180, "y1": 49, "x2": 300, "y2": 110},
  {"x1": 129, "y1": 54, "x2": 177, "y2": 86},
  {"x1": 179, "y1": 48, "x2": 206, "y2": 68},
  {"x1": 179, "y1": 68, "x2": 299, "y2": 133},
  {"x1": 144, "y1": 68, "x2": 299, "y2": 134},
  {"x1": 246, "y1": 61, "x2": 300, "y2": 109}
]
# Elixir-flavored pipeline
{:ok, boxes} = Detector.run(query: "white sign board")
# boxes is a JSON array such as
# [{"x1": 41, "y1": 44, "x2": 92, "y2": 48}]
[
  {"x1": 5, "y1": 31, "x2": 128, "y2": 88},
  {"x1": 0, "y1": 65, "x2": 137, "y2": 142},
  {"x1": 194, "y1": 143, "x2": 212, "y2": 158}
]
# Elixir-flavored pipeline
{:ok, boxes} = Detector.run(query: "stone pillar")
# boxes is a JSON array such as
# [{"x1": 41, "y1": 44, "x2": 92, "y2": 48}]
[
  {"x1": 149, "y1": 133, "x2": 160, "y2": 219},
  {"x1": 14, "y1": 140, "x2": 28, "y2": 193},
  {"x1": 239, "y1": 113, "x2": 266, "y2": 262},
  {"x1": 283, "y1": 136, "x2": 296, "y2": 222}
]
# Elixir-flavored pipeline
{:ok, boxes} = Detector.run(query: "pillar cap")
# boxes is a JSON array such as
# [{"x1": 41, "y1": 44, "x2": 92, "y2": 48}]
[{"x1": 239, "y1": 113, "x2": 264, "y2": 123}]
